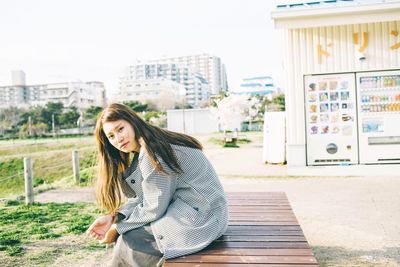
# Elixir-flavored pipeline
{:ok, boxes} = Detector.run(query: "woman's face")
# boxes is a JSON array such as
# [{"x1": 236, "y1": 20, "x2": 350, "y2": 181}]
[{"x1": 103, "y1": 119, "x2": 140, "y2": 153}]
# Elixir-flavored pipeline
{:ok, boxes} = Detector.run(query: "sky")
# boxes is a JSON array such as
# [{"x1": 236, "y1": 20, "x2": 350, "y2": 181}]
[{"x1": 0, "y1": 0, "x2": 283, "y2": 97}]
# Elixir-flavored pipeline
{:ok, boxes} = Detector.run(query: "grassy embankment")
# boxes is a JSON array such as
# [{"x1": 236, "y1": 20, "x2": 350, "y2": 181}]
[
  {"x1": 0, "y1": 136, "x2": 107, "y2": 266},
  {"x1": 0, "y1": 136, "x2": 98, "y2": 198}
]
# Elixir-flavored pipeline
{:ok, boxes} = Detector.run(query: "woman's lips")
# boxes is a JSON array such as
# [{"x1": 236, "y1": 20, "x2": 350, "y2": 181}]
[{"x1": 121, "y1": 142, "x2": 129, "y2": 149}]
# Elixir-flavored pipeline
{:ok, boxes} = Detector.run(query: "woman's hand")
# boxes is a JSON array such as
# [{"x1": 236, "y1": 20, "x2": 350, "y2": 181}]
[
  {"x1": 87, "y1": 214, "x2": 114, "y2": 241},
  {"x1": 99, "y1": 224, "x2": 119, "y2": 244}
]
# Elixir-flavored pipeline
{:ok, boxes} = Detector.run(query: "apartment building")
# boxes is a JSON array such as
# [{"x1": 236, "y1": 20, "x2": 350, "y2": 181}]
[
  {"x1": 147, "y1": 53, "x2": 228, "y2": 95},
  {"x1": 0, "y1": 71, "x2": 106, "y2": 110},
  {"x1": 118, "y1": 63, "x2": 210, "y2": 107},
  {"x1": 116, "y1": 78, "x2": 185, "y2": 111}
]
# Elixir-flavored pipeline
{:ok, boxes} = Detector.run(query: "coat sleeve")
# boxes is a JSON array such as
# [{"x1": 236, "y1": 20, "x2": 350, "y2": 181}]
[
  {"x1": 116, "y1": 196, "x2": 142, "y2": 222},
  {"x1": 115, "y1": 158, "x2": 177, "y2": 235}
]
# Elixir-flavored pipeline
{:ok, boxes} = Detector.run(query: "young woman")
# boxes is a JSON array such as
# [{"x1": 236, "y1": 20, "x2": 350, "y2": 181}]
[{"x1": 87, "y1": 103, "x2": 228, "y2": 267}]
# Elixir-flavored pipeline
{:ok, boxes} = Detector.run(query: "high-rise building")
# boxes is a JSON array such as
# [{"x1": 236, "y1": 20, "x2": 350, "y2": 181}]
[
  {"x1": 0, "y1": 71, "x2": 106, "y2": 110},
  {"x1": 147, "y1": 53, "x2": 228, "y2": 95},
  {"x1": 118, "y1": 62, "x2": 211, "y2": 107}
]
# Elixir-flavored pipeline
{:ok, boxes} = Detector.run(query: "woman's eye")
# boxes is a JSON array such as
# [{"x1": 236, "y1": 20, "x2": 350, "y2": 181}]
[{"x1": 118, "y1": 127, "x2": 123, "y2": 132}]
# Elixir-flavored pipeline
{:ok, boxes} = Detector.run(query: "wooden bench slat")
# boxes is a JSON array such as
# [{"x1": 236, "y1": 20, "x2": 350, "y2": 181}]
[
  {"x1": 229, "y1": 210, "x2": 295, "y2": 214},
  {"x1": 229, "y1": 220, "x2": 298, "y2": 223},
  {"x1": 228, "y1": 199, "x2": 290, "y2": 202},
  {"x1": 164, "y1": 263, "x2": 319, "y2": 267},
  {"x1": 229, "y1": 221, "x2": 300, "y2": 226},
  {"x1": 196, "y1": 248, "x2": 315, "y2": 256},
  {"x1": 226, "y1": 225, "x2": 302, "y2": 231},
  {"x1": 229, "y1": 215, "x2": 297, "y2": 219},
  {"x1": 230, "y1": 214, "x2": 297, "y2": 218},
  {"x1": 168, "y1": 255, "x2": 318, "y2": 264},
  {"x1": 228, "y1": 196, "x2": 289, "y2": 199},
  {"x1": 227, "y1": 197, "x2": 289, "y2": 200},
  {"x1": 229, "y1": 209, "x2": 291, "y2": 214},
  {"x1": 229, "y1": 214, "x2": 296, "y2": 218},
  {"x1": 229, "y1": 206, "x2": 292, "y2": 209},
  {"x1": 227, "y1": 195, "x2": 288, "y2": 198},
  {"x1": 229, "y1": 206, "x2": 292, "y2": 208},
  {"x1": 165, "y1": 192, "x2": 319, "y2": 266},
  {"x1": 217, "y1": 236, "x2": 307, "y2": 242},
  {"x1": 206, "y1": 241, "x2": 310, "y2": 249},
  {"x1": 227, "y1": 197, "x2": 289, "y2": 201},
  {"x1": 226, "y1": 192, "x2": 286, "y2": 198},
  {"x1": 229, "y1": 218, "x2": 299, "y2": 223},
  {"x1": 224, "y1": 230, "x2": 305, "y2": 236},
  {"x1": 229, "y1": 203, "x2": 291, "y2": 206}
]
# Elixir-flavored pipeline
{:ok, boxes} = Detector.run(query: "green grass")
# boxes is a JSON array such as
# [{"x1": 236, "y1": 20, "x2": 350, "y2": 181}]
[
  {"x1": 208, "y1": 137, "x2": 252, "y2": 147},
  {"x1": 0, "y1": 137, "x2": 98, "y2": 197},
  {"x1": 0, "y1": 137, "x2": 95, "y2": 157},
  {"x1": 0, "y1": 158, "x2": 24, "y2": 197},
  {"x1": 0, "y1": 200, "x2": 103, "y2": 263}
]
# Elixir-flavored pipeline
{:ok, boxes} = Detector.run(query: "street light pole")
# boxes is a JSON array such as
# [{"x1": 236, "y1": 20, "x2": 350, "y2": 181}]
[
  {"x1": 28, "y1": 116, "x2": 32, "y2": 136},
  {"x1": 52, "y1": 114, "x2": 55, "y2": 138}
]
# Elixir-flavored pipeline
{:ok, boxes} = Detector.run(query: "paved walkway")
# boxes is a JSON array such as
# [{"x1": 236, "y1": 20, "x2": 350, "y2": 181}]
[{"x1": 221, "y1": 176, "x2": 400, "y2": 250}]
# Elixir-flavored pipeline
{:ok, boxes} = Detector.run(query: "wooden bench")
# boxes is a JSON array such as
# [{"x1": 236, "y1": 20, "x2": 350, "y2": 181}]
[
  {"x1": 165, "y1": 192, "x2": 319, "y2": 266},
  {"x1": 223, "y1": 135, "x2": 238, "y2": 146}
]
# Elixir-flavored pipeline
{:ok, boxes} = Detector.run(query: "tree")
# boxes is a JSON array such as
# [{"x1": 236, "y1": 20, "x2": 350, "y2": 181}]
[
  {"x1": 246, "y1": 97, "x2": 262, "y2": 129},
  {"x1": 85, "y1": 106, "x2": 103, "y2": 120},
  {"x1": 211, "y1": 94, "x2": 254, "y2": 131},
  {"x1": 258, "y1": 93, "x2": 285, "y2": 113},
  {"x1": 210, "y1": 91, "x2": 228, "y2": 108},
  {"x1": 0, "y1": 107, "x2": 24, "y2": 136},
  {"x1": 19, "y1": 122, "x2": 48, "y2": 138},
  {"x1": 82, "y1": 105, "x2": 103, "y2": 127},
  {"x1": 39, "y1": 102, "x2": 64, "y2": 129},
  {"x1": 59, "y1": 106, "x2": 80, "y2": 128},
  {"x1": 271, "y1": 94, "x2": 285, "y2": 111},
  {"x1": 123, "y1": 101, "x2": 149, "y2": 113},
  {"x1": 19, "y1": 106, "x2": 42, "y2": 126}
]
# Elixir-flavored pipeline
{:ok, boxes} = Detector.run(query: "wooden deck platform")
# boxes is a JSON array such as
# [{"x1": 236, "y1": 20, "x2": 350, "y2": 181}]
[{"x1": 165, "y1": 192, "x2": 319, "y2": 266}]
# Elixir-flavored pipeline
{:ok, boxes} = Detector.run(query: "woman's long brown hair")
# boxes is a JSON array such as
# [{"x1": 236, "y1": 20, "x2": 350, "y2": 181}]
[{"x1": 95, "y1": 103, "x2": 202, "y2": 213}]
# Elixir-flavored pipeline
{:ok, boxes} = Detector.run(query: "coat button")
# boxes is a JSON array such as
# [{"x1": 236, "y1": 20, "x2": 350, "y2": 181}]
[
  {"x1": 130, "y1": 179, "x2": 135, "y2": 184},
  {"x1": 157, "y1": 235, "x2": 164, "y2": 240}
]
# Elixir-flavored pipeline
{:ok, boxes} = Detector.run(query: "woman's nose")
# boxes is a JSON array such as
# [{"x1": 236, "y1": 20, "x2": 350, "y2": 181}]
[{"x1": 116, "y1": 133, "x2": 124, "y2": 143}]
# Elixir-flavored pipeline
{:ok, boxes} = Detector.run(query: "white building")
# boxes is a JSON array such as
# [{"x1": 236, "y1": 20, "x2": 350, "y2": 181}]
[
  {"x1": 271, "y1": 0, "x2": 400, "y2": 175},
  {"x1": 118, "y1": 62, "x2": 210, "y2": 107},
  {"x1": 115, "y1": 78, "x2": 185, "y2": 111},
  {"x1": 186, "y1": 72, "x2": 211, "y2": 107},
  {"x1": 167, "y1": 108, "x2": 219, "y2": 134},
  {"x1": 0, "y1": 71, "x2": 106, "y2": 109},
  {"x1": 144, "y1": 53, "x2": 228, "y2": 95},
  {"x1": 236, "y1": 76, "x2": 280, "y2": 100}
]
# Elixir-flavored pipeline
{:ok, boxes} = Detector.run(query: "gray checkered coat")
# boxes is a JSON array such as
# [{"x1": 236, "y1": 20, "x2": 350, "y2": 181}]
[{"x1": 115, "y1": 144, "x2": 229, "y2": 259}]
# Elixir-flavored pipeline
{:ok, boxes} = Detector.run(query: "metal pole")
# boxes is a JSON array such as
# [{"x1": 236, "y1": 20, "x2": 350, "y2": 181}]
[
  {"x1": 72, "y1": 150, "x2": 80, "y2": 184},
  {"x1": 24, "y1": 157, "x2": 34, "y2": 204}
]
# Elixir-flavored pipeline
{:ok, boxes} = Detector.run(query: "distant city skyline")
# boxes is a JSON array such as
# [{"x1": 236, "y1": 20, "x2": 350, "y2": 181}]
[{"x1": 0, "y1": 0, "x2": 283, "y2": 98}]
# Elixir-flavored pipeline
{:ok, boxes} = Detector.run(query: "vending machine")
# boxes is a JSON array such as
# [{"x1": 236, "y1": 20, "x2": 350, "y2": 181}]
[
  {"x1": 356, "y1": 70, "x2": 400, "y2": 164},
  {"x1": 304, "y1": 73, "x2": 359, "y2": 165}
]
